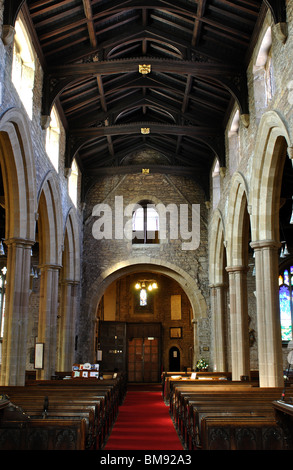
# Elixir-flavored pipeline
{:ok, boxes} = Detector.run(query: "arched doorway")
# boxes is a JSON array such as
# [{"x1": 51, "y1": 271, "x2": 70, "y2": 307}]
[
  {"x1": 96, "y1": 270, "x2": 194, "y2": 381},
  {"x1": 81, "y1": 257, "x2": 207, "y2": 369},
  {"x1": 169, "y1": 346, "x2": 180, "y2": 371}
]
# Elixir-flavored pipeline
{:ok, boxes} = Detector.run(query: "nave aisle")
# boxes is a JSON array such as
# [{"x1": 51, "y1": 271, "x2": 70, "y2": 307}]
[{"x1": 104, "y1": 384, "x2": 183, "y2": 450}]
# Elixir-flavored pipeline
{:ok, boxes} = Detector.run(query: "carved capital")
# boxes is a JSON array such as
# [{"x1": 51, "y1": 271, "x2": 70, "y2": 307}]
[
  {"x1": 219, "y1": 167, "x2": 226, "y2": 178},
  {"x1": 240, "y1": 114, "x2": 250, "y2": 128},
  {"x1": 64, "y1": 167, "x2": 72, "y2": 178},
  {"x1": 2, "y1": 25, "x2": 15, "y2": 46},
  {"x1": 41, "y1": 115, "x2": 51, "y2": 130}
]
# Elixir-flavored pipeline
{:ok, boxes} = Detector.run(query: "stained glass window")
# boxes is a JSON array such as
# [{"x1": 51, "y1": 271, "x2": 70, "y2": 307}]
[
  {"x1": 279, "y1": 265, "x2": 293, "y2": 342},
  {"x1": 140, "y1": 288, "x2": 147, "y2": 306}
]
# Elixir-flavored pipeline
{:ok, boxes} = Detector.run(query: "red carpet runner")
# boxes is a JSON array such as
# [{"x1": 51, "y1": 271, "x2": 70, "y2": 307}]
[{"x1": 105, "y1": 388, "x2": 184, "y2": 450}]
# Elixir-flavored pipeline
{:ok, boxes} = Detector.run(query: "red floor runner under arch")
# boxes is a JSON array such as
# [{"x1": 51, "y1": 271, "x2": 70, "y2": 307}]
[{"x1": 105, "y1": 389, "x2": 184, "y2": 450}]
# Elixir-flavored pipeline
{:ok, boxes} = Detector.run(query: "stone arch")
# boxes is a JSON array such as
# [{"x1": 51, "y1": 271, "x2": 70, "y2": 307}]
[
  {"x1": 63, "y1": 208, "x2": 80, "y2": 282},
  {"x1": 226, "y1": 172, "x2": 250, "y2": 267},
  {"x1": 35, "y1": 171, "x2": 63, "y2": 379},
  {"x1": 250, "y1": 111, "x2": 291, "y2": 243},
  {"x1": 209, "y1": 209, "x2": 226, "y2": 285},
  {"x1": 57, "y1": 209, "x2": 80, "y2": 371},
  {"x1": 249, "y1": 111, "x2": 290, "y2": 387},
  {"x1": 0, "y1": 107, "x2": 37, "y2": 385},
  {"x1": 37, "y1": 171, "x2": 63, "y2": 266},
  {"x1": 209, "y1": 209, "x2": 228, "y2": 372},
  {"x1": 225, "y1": 172, "x2": 251, "y2": 380},
  {"x1": 81, "y1": 257, "x2": 207, "y2": 363},
  {"x1": 89, "y1": 257, "x2": 206, "y2": 322},
  {"x1": 0, "y1": 107, "x2": 36, "y2": 241}
]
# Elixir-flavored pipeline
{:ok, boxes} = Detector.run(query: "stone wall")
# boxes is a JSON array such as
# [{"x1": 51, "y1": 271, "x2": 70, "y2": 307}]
[
  {"x1": 0, "y1": 2, "x2": 83, "y2": 371},
  {"x1": 208, "y1": 4, "x2": 293, "y2": 371},
  {"x1": 80, "y1": 171, "x2": 209, "y2": 364}
]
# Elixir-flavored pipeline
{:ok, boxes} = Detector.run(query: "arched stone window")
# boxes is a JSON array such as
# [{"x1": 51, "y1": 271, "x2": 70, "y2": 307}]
[
  {"x1": 228, "y1": 109, "x2": 240, "y2": 175},
  {"x1": 68, "y1": 159, "x2": 79, "y2": 207},
  {"x1": 11, "y1": 16, "x2": 35, "y2": 119},
  {"x1": 212, "y1": 160, "x2": 221, "y2": 209},
  {"x1": 253, "y1": 27, "x2": 274, "y2": 118},
  {"x1": 132, "y1": 200, "x2": 159, "y2": 244},
  {"x1": 46, "y1": 105, "x2": 61, "y2": 172}
]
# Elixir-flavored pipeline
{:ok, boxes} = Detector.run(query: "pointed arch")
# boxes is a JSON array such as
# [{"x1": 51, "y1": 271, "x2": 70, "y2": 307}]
[
  {"x1": 57, "y1": 208, "x2": 80, "y2": 371},
  {"x1": 209, "y1": 209, "x2": 226, "y2": 285},
  {"x1": 37, "y1": 171, "x2": 63, "y2": 266},
  {"x1": 0, "y1": 107, "x2": 36, "y2": 241},
  {"x1": 226, "y1": 172, "x2": 250, "y2": 267},
  {"x1": 0, "y1": 107, "x2": 36, "y2": 385},
  {"x1": 63, "y1": 208, "x2": 80, "y2": 282},
  {"x1": 249, "y1": 111, "x2": 290, "y2": 387},
  {"x1": 250, "y1": 111, "x2": 291, "y2": 243}
]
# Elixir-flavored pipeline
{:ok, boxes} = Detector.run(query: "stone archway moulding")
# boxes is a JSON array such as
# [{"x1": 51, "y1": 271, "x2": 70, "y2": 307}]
[
  {"x1": 37, "y1": 171, "x2": 63, "y2": 267},
  {"x1": 88, "y1": 257, "x2": 207, "y2": 323},
  {"x1": 250, "y1": 110, "x2": 292, "y2": 243},
  {"x1": 0, "y1": 107, "x2": 37, "y2": 241},
  {"x1": 0, "y1": 107, "x2": 37, "y2": 385},
  {"x1": 84, "y1": 257, "x2": 207, "y2": 368},
  {"x1": 226, "y1": 171, "x2": 249, "y2": 267},
  {"x1": 63, "y1": 208, "x2": 81, "y2": 283},
  {"x1": 209, "y1": 209, "x2": 226, "y2": 286},
  {"x1": 249, "y1": 110, "x2": 291, "y2": 387}
]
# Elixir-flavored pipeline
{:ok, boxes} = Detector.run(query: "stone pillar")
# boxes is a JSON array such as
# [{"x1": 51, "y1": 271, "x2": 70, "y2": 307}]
[
  {"x1": 0, "y1": 238, "x2": 34, "y2": 386},
  {"x1": 192, "y1": 318, "x2": 198, "y2": 370},
  {"x1": 251, "y1": 240, "x2": 284, "y2": 387},
  {"x1": 57, "y1": 280, "x2": 79, "y2": 371},
  {"x1": 226, "y1": 266, "x2": 250, "y2": 381},
  {"x1": 36, "y1": 264, "x2": 61, "y2": 380},
  {"x1": 210, "y1": 283, "x2": 228, "y2": 372}
]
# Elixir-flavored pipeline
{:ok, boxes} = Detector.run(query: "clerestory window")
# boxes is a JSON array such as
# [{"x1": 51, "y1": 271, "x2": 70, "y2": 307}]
[
  {"x1": 46, "y1": 105, "x2": 61, "y2": 172},
  {"x1": 68, "y1": 159, "x2": 79, "y2": 207},
  {"x1": 12, "y1": 16, "x2": 35, "y2": 119},
  {"x1": 132, "y1": 201, "x2": 159, "y2": 244}
]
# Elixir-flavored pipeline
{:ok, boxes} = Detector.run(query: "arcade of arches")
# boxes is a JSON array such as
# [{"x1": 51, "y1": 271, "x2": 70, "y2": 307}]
[{"x1": 1, "y1": 2, "x2": 293, "y2": 392}]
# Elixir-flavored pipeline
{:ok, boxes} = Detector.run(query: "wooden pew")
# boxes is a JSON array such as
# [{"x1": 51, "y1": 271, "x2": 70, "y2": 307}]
[
  {"x1": 3, "y1": 397, "x2": 100, "y2": 449},
  {"x1": 170, "y1": 385, "x2": 284, "y2": 450},
  {"x1": 186, "y1": 399, "x2": 278, "y2": 449},
  {"x1": 162, "y1": 372, "x2": 232, "y2": 402},
  {"x1": 200, "y1": 415, "x2": 287, "y2": 450},
  {"x1": 0, "y1": 398, "x2": 87, "y2": 450},
  {"x1": 172, "y1": 385, "x2": 282, "y2": 427},
  {"x1": 1, "y1": 390, "x2": 110, "y2": 449},
  {"x1": 0, "y1": 379, "x2": 123, "y2": 449},
  {"x1": 170, "y1": 382, "x2": 255, "y2": 420}
]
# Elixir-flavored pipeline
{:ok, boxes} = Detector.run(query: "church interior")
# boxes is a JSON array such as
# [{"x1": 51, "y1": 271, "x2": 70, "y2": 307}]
[{"x1": 0, "y1": 0, "x2": 293, "y2": 451}]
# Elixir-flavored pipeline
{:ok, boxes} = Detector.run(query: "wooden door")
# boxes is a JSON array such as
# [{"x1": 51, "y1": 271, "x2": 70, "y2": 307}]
[
  {"x1": 143, "y1": 338, "x2": 159, "y2": 382},
  {"x1": 128, "y1": 338, "x2": 143, "y2": 382},
  {"x1": 128, "y1": 337, "x2": 159, "y2": 382},
  {"x1": 99, "y1": 322, "x2": 127, "y2": 371}
]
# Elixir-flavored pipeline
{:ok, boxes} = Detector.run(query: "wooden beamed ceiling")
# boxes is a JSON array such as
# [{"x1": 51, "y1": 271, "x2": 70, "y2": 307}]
[{"x1": 7, "y1": 0, "x2": 277, "y2": 197}]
